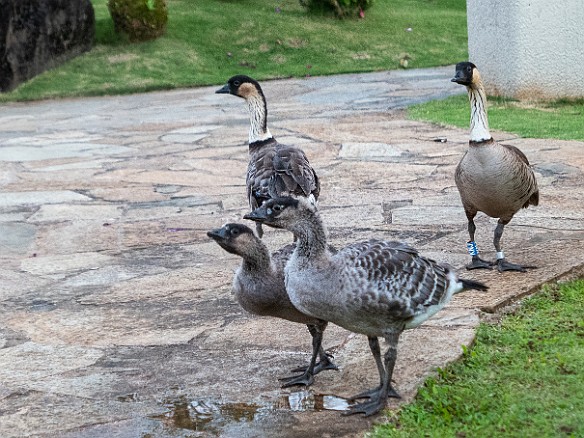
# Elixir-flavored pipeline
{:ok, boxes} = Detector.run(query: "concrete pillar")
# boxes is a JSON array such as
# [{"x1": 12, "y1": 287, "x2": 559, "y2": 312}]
[{"x1": 466, "y1": 0, "x2": 584, "y2": 99}]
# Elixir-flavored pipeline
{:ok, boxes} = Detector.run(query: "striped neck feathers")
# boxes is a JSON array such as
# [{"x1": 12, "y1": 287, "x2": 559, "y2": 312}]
[
  {"x1": 466, "y1": 77, "x2": 492, "y2": 143},
  {"x1": 245, "y1": 92, "x2": 273, "y2": 144}
]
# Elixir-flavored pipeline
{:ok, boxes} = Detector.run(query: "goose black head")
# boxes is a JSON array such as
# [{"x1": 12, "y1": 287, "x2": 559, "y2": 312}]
[
  {"x1": 216, "y1": 75, "x2": 263, "y2": 99},
  {"x1": 451, "y1": 62, "x2": 477, "y2": 86},
  {"x1": 243, "y1": 197, "x2": 303, "y2": 230},
  {"x1": 207, "y1": 223, "x2": 257, "y2": 256}
]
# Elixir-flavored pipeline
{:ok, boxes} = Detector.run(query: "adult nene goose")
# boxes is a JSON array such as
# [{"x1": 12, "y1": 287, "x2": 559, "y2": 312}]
[
  {"x1": 452, "y1": 62, "x2": 539, "y2": 272},
  {"x1": 245, "y1": 197, "x2": 487, "y2": 416},
  {"x1": 207, "y1": 223, "x2": 336, "y2": 387},
  {"x1": 216, "y1": 75, "x2": 320, "y2": 238}
]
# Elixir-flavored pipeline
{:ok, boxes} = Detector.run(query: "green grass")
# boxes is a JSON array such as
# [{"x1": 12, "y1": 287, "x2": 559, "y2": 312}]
[
  {"x1": 0, "y1": 0, "x2": 468, "y2": 102},
  {"x1": 408, "y1": 95, "x2": 584, "y2": 141},
  {"x1": 371, "y1": 279, "x2": 584, "y2": 438}
]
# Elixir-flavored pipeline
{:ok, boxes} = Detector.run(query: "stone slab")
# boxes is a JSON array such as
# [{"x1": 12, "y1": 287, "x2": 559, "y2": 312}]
[{"x1": 0, "y1": 190, "x2": 90, "y2": 207}]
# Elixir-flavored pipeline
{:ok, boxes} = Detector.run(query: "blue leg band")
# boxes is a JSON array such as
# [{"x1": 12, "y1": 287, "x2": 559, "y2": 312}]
[{"x1": 466, "y1": 241, "x2": 479, "y2": 256}]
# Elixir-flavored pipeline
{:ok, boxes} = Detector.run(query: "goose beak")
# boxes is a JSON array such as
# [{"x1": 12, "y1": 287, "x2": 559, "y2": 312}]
[
  {"x1": 451, "y1": 72, "x2": 471, "y2": 86},
  {"x1": 207, "y1": 227, "x2": 227, "y2": 241},
  {"x1": 215, "y1": 84, "x2": 230, "y2": 94},
  {"x1": 451, "y1": 74, "x2": 465, "y2": 84},
  {"x1": 243, "y1": 207, "x2": 267, "y2": 223}
]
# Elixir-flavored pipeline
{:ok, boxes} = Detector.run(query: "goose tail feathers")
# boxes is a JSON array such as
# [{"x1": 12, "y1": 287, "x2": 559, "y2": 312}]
[{"x1": 459, "y1": 278, "x2": 489, "y2": 292}]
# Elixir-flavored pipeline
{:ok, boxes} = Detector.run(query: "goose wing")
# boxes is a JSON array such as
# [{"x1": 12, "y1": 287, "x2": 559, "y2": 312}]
[
  {"x1": 271, "y1": 243, "x2": 295, "y2": 272},
  {"x1": 269, "y1": 145, "x2": 320, "y2": 200},
  {"x1": 340, "y1": 239, "x2": 450, "y2": 318},
  {"x1": 501, "y1": 143, "x2": 540, "y2": 208},
  {"x1": 247, "y1": 142, "x2": 319, "y2": 208},
  {"x1": 247, "y1": 143, "x2": 278, "y2": 208}
]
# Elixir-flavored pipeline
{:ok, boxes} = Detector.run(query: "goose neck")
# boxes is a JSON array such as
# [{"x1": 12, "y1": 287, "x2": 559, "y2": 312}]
[
  {"x1": 467, "y1": 80, "x2": 492, "y2": 143},
  {"x1": 245, "y1": 93, "x2": 272, "y2": 144},
  {"x1": 292, "y1": 216, "x2": 328, "y2": 259},
  {"x1": 241, "y1": 240, "x2": 272, "y2": 273}
]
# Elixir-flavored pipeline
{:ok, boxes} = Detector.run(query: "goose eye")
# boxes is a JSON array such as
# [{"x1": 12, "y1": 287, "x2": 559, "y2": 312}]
[
  {"x1": 231, "y1": 228, "x2": 239, "y2": 236},
  {"x1": 273, "y1": 204, "x2": 283, "y2": 212},
  {"x1": 233, "y1": 80, "x2": 241, "y2": 87},
  {"x1": 467, "y1": 66, "x2": 472, "y2": 73}
]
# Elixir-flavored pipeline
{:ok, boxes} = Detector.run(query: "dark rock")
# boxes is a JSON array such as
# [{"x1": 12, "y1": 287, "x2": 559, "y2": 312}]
[{"x1": 0, "y1": 0, "x2": 95, "y2": 92}]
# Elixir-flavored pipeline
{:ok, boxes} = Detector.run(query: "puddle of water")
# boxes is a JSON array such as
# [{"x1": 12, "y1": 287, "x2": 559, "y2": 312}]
[
  {"x1": 151, "y1": 396, "x2": 264, "y2": 433},
  {"x1": 276, "y1": 390, "x2": 349, "y2": 412},
  {"x1": 151, "y1": 390, "x2": 349, "y2": 433}
]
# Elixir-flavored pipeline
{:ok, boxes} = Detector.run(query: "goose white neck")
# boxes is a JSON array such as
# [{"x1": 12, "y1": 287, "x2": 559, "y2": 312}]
[
  {"x1": 245, "y1": 93, "x2": 273, "y2": 144},
  {"x1": 467, "y1": 81, "x2": 492, "y2": 143}
]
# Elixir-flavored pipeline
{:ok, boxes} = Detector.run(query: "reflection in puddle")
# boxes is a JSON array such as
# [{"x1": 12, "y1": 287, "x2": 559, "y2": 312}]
[
  {"x1": 152, "y1": 391, "x2": 349, "y2": 432},
  {"x1": 152, "y1": 396, "x2": 264, "y2": 433},
  {"x1": 277, "y1": 390, "x2": 349, "y2": 412}
]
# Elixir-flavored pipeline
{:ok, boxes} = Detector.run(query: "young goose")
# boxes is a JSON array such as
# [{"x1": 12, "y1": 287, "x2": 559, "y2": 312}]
[
  {"x1": 216, "y1": 75, "x2": 320, "y2": 238},
  {"x1": 244, "y1": 198, "x2": 488, "y2": 416},
  {"x1": 452, "y1": 62, "x2": 539, "y2": 272},
  {"x1": 207, "y1": 223, "x2": 337, "y2": 387}
]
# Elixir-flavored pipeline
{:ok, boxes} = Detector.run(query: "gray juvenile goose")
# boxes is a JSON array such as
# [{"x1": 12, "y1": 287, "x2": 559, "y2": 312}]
[
  {"x1": 216, "y1": 75, "x2": 320, "y2": 238},
  {"x1": 207, "y1": 223, "x2": 337, "y2": 387},
  {"x1": 452, "y1": 62, "x2": 539, "y2": 272},
  {"x1": 245, "y1": 197, "x2": 487, "y2": 416}
]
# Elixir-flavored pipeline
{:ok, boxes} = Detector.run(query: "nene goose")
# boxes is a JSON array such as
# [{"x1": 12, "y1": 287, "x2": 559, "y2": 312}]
[
  {"x1": 452, "y1": 62, "x2": 539, "y2": 272},
  {"x1": 207, "y1": 223, "x2": 336, "y2": 387},
  {"x1": 245, "y1": 197, "x2": 487, "y2": 416},
  {"x1": 216, "y1": 75, "x2": 320, "y2": 238}
]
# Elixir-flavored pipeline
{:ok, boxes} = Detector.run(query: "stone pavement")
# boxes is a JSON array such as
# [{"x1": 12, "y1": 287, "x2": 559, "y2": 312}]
[{"x1": 1, "y1": 66, "x2": 583, "y2": 438}]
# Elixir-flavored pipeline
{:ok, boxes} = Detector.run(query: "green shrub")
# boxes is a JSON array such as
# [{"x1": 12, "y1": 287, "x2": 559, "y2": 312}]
[
  {"x1": 299, "y1": 0, "x2": 373, "y2": 18},
  {"x1": 107, "y1": 0, "x2": 168, "y2": 42}
]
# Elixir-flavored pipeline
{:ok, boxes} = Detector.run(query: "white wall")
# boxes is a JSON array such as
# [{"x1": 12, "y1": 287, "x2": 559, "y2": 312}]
[{"x1": 466, "y1": 0, "x2": 584, "y2": 99}]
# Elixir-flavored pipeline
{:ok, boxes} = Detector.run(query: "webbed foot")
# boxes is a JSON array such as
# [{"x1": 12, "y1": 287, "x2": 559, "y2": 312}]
[
  {"x1": 291, "y1": 354, "x2": 338, "y2": 375},
  {"x1": 279, "y1": 371, "x2": 314, "y2": 388},
  {"x1": 496, "y1": 258, "x2": 535, "y2": 272},
  {"x1": 465, "y1": 255, "x2": 493, "y2": 270},
  {"x1": 313, "y1": 357, "x2": 339, "y2": 374},
  {"x1": 343, "y1": 385, "x2": 399, "y2": 417},
  {"x1": 346, "y1": 385, "x2": 400, "y2": 403}
]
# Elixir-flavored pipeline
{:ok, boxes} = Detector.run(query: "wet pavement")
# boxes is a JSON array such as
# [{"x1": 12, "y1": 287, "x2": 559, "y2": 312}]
[{"x1": 1, "y1": 65, "x2": 583, "y2": 437}]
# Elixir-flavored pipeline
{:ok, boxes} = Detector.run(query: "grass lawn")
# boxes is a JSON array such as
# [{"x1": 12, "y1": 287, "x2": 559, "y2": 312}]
[
  {"x1": 372, "y1": 279, "x2": 584, "y2": 438},
  {"x1": 0, "y1": 0, "x2": 468, "y2": 102},
  {"x1": 408, "y1": 95, "x2": 584, "y2": 141}
]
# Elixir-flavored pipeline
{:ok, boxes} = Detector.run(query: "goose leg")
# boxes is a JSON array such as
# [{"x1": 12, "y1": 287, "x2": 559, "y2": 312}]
[
  {"x1": 290, "y1": 322, "x2": 338, "y2": 375},
  {"x1": 344, "y1": 335, "x2": 400, "y2": 417},
  {"x1": 250, "y1": 198, "x2": 264, "y2": 238},
  {"x1": 290, "y1": 345, "x2": 338, "y2": 375},
  {"x1": 493, "y1": 220, "x2": 532, "y2": 272},
  {"x1": 280, "y1": 324, "x2": 329, "y2": 387},
  {"x1": 313, "y1": 345, "x2": 338, "y2": 375},
  {"x1": 346, "y1": 337, "x2": 384, "y2": 402},
  {"x1": 465, "y1": 215, "x2": 491, "y2": 270},
  {"x1": 255, "y1": 222, "x2": 264, "y2": 239}
]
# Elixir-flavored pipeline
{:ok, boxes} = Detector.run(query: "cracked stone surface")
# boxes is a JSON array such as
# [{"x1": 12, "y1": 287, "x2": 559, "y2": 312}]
[{"x1": 1, "y1": 66, "x2": 583, "y2": 437}]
